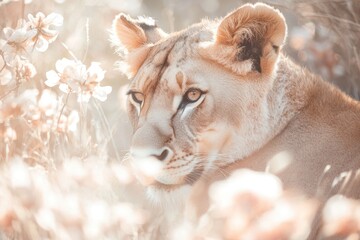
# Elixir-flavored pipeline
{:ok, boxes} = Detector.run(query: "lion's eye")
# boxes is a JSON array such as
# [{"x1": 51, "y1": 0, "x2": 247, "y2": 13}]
[
  {"x1": 184, "y1": 88, "x2": 203, "y2": 103},
  {"x1": 129, "y1": 91, "x2": 144, "y2": 105}
]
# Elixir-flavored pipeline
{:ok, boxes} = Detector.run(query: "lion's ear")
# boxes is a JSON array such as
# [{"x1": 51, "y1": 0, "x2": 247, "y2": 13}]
[
  {"x1": 111, "y1": 14, "x2": 168, "y2": 78},
  {"x1": 112, "y1": 14, "x2": 167, "y2": 51},
  {"x1": 203, "y1": 3, "x2": 287, "y2": 76}
]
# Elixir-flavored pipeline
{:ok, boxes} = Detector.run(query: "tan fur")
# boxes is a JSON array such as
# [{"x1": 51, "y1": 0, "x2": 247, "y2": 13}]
[
  {"x1": 201, "y1": 3, "x2": 287, "y2": 77},
  {"x1": 112, "y1": 14, "x2": 168, "y2": 77},
  {"x1": 113, "y1": 14, "x2": 147, "y2": 50},
  {"x1": 112, "y1": 3, "x2": 360, "y2": 239}
]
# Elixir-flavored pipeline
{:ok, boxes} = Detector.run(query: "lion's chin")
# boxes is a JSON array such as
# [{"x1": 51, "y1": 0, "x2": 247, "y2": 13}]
[
  {"x1": 146, "y1": 184, "x2": 192, "y2": 207},
  {"x1": 148, "y1": 166, "x2": 204, "y2": 191},
  {"x1": 144, "y1": 167, "x2": 205, "y2": 207}
]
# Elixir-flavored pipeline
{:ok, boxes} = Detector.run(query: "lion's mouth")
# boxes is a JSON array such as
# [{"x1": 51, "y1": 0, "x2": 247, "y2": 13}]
[{"x1": 151, "y1": 166, "x2": 204, "y2": 191}]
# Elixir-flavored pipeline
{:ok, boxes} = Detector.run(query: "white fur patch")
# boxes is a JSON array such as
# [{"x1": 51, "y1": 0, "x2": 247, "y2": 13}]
[
  {"x1": 180, "y1": 94, "x2": 206, "y2": 120},
  {"x1": 147, "y1": 185, "x2": 192, "y2": 209},
  {"x1": 172, "y1": 95, "x2": 182, "y2": 112}
]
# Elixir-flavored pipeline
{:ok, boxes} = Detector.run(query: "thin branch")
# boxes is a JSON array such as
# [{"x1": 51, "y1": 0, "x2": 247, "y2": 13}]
[
  {"x1": 93, "y1": 99, "x2": 122, "y2": 163},
  {"x1": 0, "y1": 85, "x2": 19, "y2": 100},
  {"x1": 57, "y1": 92, "x2": 70, "y2": 128},
  {"x1": 61, "y1": 42, "x2": 79, "y2": 61},
  {"x1": 302, "y1": 12, "x2": 360, "y2": 29},
  {"x1": 82, "y1": 18, "x2": 90, "y2": 63}
]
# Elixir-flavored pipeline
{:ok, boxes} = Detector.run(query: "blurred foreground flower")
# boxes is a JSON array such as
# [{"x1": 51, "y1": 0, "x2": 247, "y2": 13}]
[
  {"x1": 0, "y1": 89, "x2": 78, "y2": 134},
  {"x1": 0, "y1": 157, "x2": 145, "y2": 239},
  {"x1": 323, "y1": 195, "x2": 360, "y2": 238},
  {"x1": 193, "y1": 169, "x2": 317, "y2": 240},
  {"x1": 21, "y1": 89, "x2": 79, "y2": 132},
  {"x1": 46, "y1": 58, "x2": 112, "y2": 102}
]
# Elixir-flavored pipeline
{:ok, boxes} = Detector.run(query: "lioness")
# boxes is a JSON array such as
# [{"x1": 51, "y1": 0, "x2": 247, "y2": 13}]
[{"x1": 112, "y1": 3, "x2": 360, "y2": 239}]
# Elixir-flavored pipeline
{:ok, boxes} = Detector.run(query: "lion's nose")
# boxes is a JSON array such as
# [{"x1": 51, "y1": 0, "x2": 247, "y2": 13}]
[
  {"x1": 129, "y1": 147, "x2": 173, "y2": 186},
  {"x1": 152, "y1": 148, "x2": 170, "y2": 161},
  {"x1": 130, "y1": 147, "x2": 173, "y2": 162}
]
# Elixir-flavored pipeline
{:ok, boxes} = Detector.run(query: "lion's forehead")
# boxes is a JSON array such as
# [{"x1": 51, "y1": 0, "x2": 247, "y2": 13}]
[
  {"x1": 132, "y1": 39, "x2": 190, "y2": 97},
  {"x1": 130, "y1": 21, "x2": 216, "y2": 92}
]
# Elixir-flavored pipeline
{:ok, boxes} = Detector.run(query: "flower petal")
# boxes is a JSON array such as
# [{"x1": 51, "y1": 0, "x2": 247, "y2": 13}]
[
  {"x1": 36, "y1": 12, "x2": 45, "y2": 20},
  {"x1": 59, "y1": 83, "x2": 70, "y2": 93},
  {"x1": 0, "y1": 68, "x2": 13, "y2": 85},
  {"x1": 92, "y1": 86, "x2": 112, "y2": 102},
  {"x1": 55, "y1": 58, "x2": 73, "y2": 73},
  {"x1": 35, "y1": 36, "x2": 49, "y2": 52},
  {"x1": 77, "y1": 92, "x2": 91, "y2": 102},
  {"x1": 26, "y1": 29, "x2": 38, "y2": 39},
  {"x1": 9, "y1": 28, "x2": 28, "y2": 42},
  {"x1": 3, "y1": 27, "x2": 13, "y2": 39},
  {"x1": 27, "y1": 13, "x2": 36, "y2": 22},
  {"x1": 3, "y1": 49, "x2": 16, "y2": 66},
  {"x1": 0, "y1": 39, "x2": 6, "y2": 50},
  {"x1": 41, "y1": 28, "x2": 58, "y2": 42},
  {"x1": 44, "y1": 13, "x2": 64, "y2": 26},
  {"x1": 87, "y1": 62, "x2": 105, "y2": 82},
  {"x1": 45, "y1": 70, "x2": 60, "y2": 87}
]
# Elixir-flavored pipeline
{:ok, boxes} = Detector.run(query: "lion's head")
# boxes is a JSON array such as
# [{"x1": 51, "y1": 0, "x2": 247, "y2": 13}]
[{"x1": 112, "y1": 3, "x2": 287, "y2": 198}]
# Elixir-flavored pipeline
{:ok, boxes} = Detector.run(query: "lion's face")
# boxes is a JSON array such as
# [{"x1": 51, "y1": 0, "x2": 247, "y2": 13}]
[
  {"x1": 127, "y1": 47, "x2": 246, "y2": 190},
  {"x1": 112, "y1": 3, "x2": 287, "y2": 194}
]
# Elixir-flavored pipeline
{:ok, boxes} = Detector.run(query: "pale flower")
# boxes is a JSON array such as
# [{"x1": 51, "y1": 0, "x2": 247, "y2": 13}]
[
  {"x1": 209, "y1": 169, "x2": 283, "y2": 213},
  {"x1": 46, "y1": 58, "x2": 112, "y2": 102},
  {"x1": 87, "y1": 62, "x2": 105, "y2": 83},
  {"x1": 45, "y1": 58, "x2": 86, "y2": 92},
  {"x1": 92, "y1": 85, "x2": 112, "y2": 102},
  {"x1": 16, "y1": 89, "x2": 78, "y2": 133},
  {"x1": 17, "y1": 59, "x2": 37, "y2": 82},
  {"x1": 27, "y1": 12, "x2": 64, "y2": 52},
  {"x1": 1, "y1": 21, "x2": 37, "y2": 66}
]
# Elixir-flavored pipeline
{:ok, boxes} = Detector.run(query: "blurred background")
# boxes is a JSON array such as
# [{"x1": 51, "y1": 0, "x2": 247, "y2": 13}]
[
  {"x1": 1, "y1": 0, "x2": 360, "y2": 156},
  {"x1": 3, "y1": 0, "x2": 360, "y2": 156},
  {"x1": 0, "y1": 0, "x2": 360, "y2": 157},
  {"x1": 1, "y1": 0, "x2": 360, "y2": 239}
]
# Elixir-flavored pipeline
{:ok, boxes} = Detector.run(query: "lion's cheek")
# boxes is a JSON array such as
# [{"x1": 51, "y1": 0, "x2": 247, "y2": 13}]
[{"x1": 196, "y1": 126, "x2": 234, "y2": 159}]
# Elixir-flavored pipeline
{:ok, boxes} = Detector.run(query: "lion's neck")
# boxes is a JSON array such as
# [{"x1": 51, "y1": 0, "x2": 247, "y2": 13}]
[
  {"x1": 263, "y1": 55, "x2": 317, "y2": 146},
  {"x1": 225, "y1": 56, "x2": 316, "y2": 164}
]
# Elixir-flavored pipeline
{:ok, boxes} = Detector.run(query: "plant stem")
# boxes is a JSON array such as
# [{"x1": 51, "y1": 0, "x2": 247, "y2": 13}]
[
  {"x1": 57, "y1": 92, "x2": 70, "y2": 128},
  {"x1": 93, "y1": 99, "x2": 122, "y2": 163},
  {"x1": 82, "y1": 18, "x2": 90, "y2": 63},
  {"x1": 0, "y1": 85, "x2": 20, "y2": 100}
]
